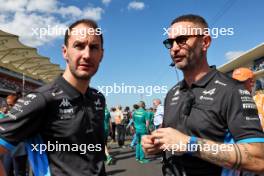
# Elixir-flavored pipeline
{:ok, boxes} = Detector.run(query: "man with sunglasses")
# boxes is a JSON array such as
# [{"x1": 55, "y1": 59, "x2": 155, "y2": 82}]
[{"x1": 142, "y1": 14, "x2": 264, "y2": 176}]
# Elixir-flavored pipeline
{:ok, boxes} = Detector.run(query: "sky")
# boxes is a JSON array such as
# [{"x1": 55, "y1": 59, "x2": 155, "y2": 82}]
[{"x1": 0, "y1": 0, "x2": 264, "y2": 108}]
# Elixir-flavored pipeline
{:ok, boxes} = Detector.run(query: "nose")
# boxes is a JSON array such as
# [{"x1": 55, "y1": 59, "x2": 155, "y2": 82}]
[
  {"x1": 171, "y1": 40, "x2": 180, "y2": 52},
  {"x1": 82, "y1": 46, "x2": 91, "y2": 60}
]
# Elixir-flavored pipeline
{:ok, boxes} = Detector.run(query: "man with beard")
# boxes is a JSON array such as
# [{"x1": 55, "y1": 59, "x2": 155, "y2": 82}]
[
  {"x1": 142, "y1": 14, "x2": 264, "y2": 175},
  {"x1": 0, "y1": 19, "x2": 106, "y2": 176}
]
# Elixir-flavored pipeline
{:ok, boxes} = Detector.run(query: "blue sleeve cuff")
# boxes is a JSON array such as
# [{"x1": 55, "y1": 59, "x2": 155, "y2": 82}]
[
  {"x1": 237, "y1": 138, "x2": 264, "y2": 143},
  {"x1": 0, "y1": 138, "x2": 16, "y2": 151}
]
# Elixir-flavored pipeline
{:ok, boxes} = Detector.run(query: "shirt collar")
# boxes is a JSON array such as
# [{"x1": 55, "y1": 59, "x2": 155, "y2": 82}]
[
  {"x1": 56, "y1": 76, "x2": 90, "y2": 98},
  {"x1": 180, "y1": 66, "x2": 217, "y2": 89}
]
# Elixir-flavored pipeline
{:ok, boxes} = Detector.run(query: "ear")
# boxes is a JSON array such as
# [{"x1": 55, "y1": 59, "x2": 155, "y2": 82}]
[
  {"x1": 62, "y1": 45, "x2": 69, "y2": 63},
  {"x1": 202, "y1": 35, "x2": 211, "y2": 51}
]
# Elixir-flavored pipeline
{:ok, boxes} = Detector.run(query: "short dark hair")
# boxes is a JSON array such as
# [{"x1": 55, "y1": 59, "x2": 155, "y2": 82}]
[
  {"x1": 133, "y1": 104, "x2": 139, "y2": 110},
  {"x1": 171, "y1": 14, "x2": 209, "y2": 29},
  {"x1": 64, "y1": 19, "x2": 104, "y2": 48}
]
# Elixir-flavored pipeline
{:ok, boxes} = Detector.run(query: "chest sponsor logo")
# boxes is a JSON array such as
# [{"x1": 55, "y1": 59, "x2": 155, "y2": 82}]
[
  {"x1": 171, "y1": 96, "x2": 179, "y2": 101},
  {"x1": 214, "y1": 80, "x2": 227, "y2": 86},
  {"x1": 169, "y1": 102, "x2": 178, "y2": 106},
  {"x1": 58, "y1": 98, "x2": 74, "y2": 117},
  {"x1": 59, "y1": 98, "x2": 72, "y2": 107},
  {"x1": 202, "y1": 88, "x2": 216, "y2": 96},
  {"x1": 200, "y1": 96, "x2": 214, "y2": 101}
]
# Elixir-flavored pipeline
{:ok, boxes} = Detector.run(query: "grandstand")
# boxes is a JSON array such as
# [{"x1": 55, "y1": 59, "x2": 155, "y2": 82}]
[
  {"x1": 0, "y1": 29, "x2": 63, "y2": 104},
  {"x1": 218, "y1": 43, "x2": 264, "y2": 91}
]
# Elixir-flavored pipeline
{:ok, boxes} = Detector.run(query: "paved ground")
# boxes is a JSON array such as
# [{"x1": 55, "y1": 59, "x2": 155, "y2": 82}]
[{"x1": 105, "y1": 143, "x2": 163, "y2": 176}]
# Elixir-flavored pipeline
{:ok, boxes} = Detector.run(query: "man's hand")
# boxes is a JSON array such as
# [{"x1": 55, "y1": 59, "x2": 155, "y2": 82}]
[
  {"x1": 152, "y1": 127, "x2": 190, "y2": 154},
  {"x1": 142, "y1": 127, "x2": 190, "y2": 155},
  {"x1": 142, "y1": 135, "x2": 163, "y2": 155}
]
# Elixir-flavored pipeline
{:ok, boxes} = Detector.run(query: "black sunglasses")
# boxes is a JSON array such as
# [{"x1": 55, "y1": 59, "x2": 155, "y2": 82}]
[{"x1": 163, "y1": 35, "x2": 204, "y2": 49}]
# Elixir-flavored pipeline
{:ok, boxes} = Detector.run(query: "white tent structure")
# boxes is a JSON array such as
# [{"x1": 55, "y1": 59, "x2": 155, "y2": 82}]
[{"x1": 0, "y1": 30, "x2": 63, "y2": 83}]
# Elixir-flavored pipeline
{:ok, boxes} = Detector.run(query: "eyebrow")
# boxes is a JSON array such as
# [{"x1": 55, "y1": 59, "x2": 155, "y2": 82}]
[{"x1": 72, "y1": 40, "x2": 100, "y2": 46}]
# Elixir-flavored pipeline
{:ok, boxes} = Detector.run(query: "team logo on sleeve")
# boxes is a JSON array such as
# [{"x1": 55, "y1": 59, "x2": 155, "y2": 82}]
[{"x1": 94, "y1": 99, "x2": 103, "y2": 111}]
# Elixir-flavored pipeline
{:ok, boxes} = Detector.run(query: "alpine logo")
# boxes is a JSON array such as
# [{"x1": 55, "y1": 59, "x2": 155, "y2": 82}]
[
  {"x1": 59, "y1": 98, "x2": 72, "y2": 107},
  {"x1": 94, "y1": 99, "x2": 103, "y2": 110},
  {"x1": 94, "y1": 99, "x2": 101, "y2": 106},
  {"x1": 202, "y1": 88, "x2": 216, "y2": 96}
]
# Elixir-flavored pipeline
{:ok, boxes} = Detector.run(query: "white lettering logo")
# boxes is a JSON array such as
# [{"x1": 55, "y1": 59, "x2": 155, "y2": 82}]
[
  {"x1": 52, "y1": 90, "x2": 63, "y2": 96},
  {"x1": 172, "y1": 96, "x2": 179, "y2": 101},
  {"x1": 243, "y1": 103, "x2": 257, "y2": 109},
  {"x1": 214, "y1": 80, "x2": 227, "y2": 86},
  {"x1": 200, "y1": 96, "x2": 214, "y2": 101},
  {"x1": 239, "y1": 89, "x2": 251, "y2": 95}
]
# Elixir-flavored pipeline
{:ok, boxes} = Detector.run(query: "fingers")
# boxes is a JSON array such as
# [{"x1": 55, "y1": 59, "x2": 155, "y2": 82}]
[
  {"x1": 142, "y1": 135, "x2": 162, "y2": 155},
  {"x1": 144, "y1": 147, "x2": 162, "y2": 155},
  {"x1": 142, "y1": 135, "x2": 155, "y2": 149}
]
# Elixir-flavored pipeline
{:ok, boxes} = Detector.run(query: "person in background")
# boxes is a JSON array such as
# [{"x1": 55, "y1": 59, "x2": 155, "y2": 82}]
[
  {"x1": 128, "y1": 104, "x2": 139, "y2": 149},
  {"x1": 232, "y1": 67, "x2": 264, "y2": 131},
  {"x1": 1, "y1": 93, "x2": 29, "y2": 176},
  {"x1": 123, "y1": 106, "x2": 131, "y2": 136},
  {"x1": 152, "y1": 99, "x2": 164, "y2": 129},
  {"x1": 147, "y1": 107, "x2": 155, "y2": 133},
  {"x1": 132, "y1": 101, "x2": 149, "y2": 164},
  {"x1": 104, "y1": 106, "x2": 113, "y2": 165},
  {"x1": 254, "y1": 81, "x2": 264, "y2": 131},
  {"x1": 110, "y1": 107, "x2": 117, "y2": 143},
  {"x1": 115, "y1": 105, "x2": 125, "y2": 148}
]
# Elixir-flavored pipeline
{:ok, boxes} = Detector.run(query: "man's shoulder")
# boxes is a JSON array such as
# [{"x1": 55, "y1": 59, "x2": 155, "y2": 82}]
[
  {"x1": 213, "y1": 70, "x2": 240, "y2": 87},
  {"x1": 213, "y1": 70, "x2": 248, "y2": 94},
  {"x1": 33, "y1": 79, "x2": 64, "y2": 101},
  {"x1": 167, "y1": 81, "x2": 181, "y2": 95},
  {"x1": 89, "y1": 87, "x2": 105, "y2": 100}
]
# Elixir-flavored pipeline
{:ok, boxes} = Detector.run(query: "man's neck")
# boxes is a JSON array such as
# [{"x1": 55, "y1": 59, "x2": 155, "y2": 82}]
[
  {"x1": 183, "y1": 60, "x2": 210, "y2": 87},
  {"x1": 62, "y1": 72, "x2": 90, "y2": 94}
]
